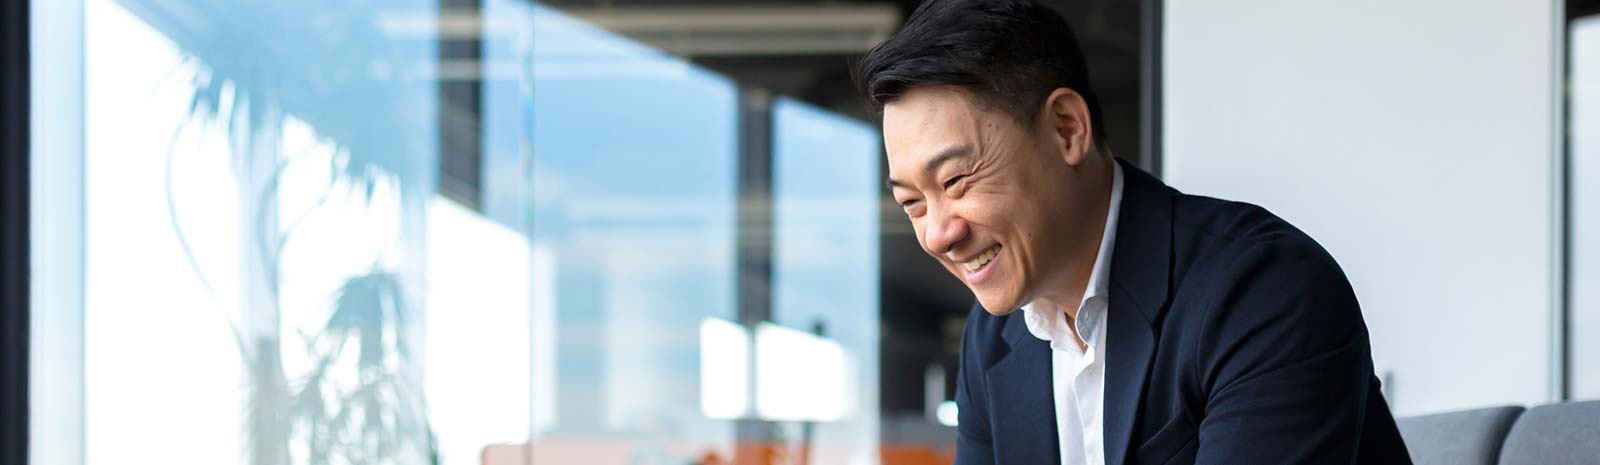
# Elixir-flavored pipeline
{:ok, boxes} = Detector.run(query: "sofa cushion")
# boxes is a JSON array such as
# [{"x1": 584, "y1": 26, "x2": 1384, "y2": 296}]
[
  {"x1": 1397, "y1": 405, "x2": 1524, "y2": 465},
  {"x1": 1499, "y1": 400, "x2": 1600, "y2": 465}
]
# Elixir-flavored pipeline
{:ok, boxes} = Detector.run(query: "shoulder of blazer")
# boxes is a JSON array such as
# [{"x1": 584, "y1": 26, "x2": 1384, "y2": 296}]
[{"x1": 961, "y1": 302, "x2": 1014, "y2": 370}]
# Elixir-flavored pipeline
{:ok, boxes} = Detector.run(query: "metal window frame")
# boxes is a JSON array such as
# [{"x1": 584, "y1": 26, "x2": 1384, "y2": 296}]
[
  {"x1": 1139, "y1": 0, "x2": 1164, "y2": 177},
  {"x1": 1554, "y1": 0, "x2": 1571, "y2": 403},
  {"x1": 1558, "y1": 0, "x2": 1600, "y2": 402},
  {"x1": 1, "y1": 0, "x2": 32, "y2": 464},
  {"x1": 733, "y1": 86, "x2": 778, "y2": 455}
]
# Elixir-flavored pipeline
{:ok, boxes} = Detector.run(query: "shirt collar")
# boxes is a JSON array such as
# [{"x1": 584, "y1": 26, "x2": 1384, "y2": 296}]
[{"x1": 1020, "y1": 161, "x2": 1125, "y2": 348}]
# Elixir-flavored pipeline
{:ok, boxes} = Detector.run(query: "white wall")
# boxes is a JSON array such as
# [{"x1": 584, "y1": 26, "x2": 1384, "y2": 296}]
[{"x1": 1163, "y1": 0, "x2": 1560, "y2": 416}]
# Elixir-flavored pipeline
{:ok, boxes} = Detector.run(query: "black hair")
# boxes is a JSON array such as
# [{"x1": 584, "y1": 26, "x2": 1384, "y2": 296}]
[{"x1": 854, "y1": 0, "x2": 1108, "y2": 148}]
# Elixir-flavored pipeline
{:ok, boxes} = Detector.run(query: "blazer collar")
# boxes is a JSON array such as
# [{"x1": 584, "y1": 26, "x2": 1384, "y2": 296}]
[
  {"x1": 992, "y1": 160, "x2": 1171, "y2": 341},
  {"x1": 994, "y1": 158, "x2": 1172, "y2": 346},
  {"x1": 1103, "y1": 158, "x2": 1173, "y2": 465},
  {"x1": 1107, "y1": 157, "x2": 1174, "y2": 326},
  {"x1": 989, "y1": 320, "x2": 1061, "y2": 463},
  {"x1": 989, "y1": 158, "x2": 1174, "y2": 465}
]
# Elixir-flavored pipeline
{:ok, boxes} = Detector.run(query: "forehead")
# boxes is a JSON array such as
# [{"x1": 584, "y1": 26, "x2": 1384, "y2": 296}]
[
  {"x1": 882, "y1": 86, "x2": 983, "y2": 144},
  {"x1": 882, "y1": 87, "x2": 1013, "y2": 174}
]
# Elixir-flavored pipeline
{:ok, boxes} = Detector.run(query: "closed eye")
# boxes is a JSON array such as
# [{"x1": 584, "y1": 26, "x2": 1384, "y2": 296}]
[
  {"x1": 899, "y1": 199, "x2": 921, "y2": 208},
  {"x1": 943, "y1": 175, "x2": 967, "y2": 191}
]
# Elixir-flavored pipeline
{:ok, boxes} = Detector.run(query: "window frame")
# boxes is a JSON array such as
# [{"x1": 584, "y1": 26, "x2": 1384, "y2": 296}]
[{"x1": 1, "y1": 0, "x2": 33, "y2": 464}]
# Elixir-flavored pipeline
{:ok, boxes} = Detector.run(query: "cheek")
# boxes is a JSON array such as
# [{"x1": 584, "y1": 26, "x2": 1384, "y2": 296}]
[
  {"x1": 910, "y1": 220, "x2": 933, "y2": 254},
  {"x1": 956, "y1": 193, "x2": 1011, "y2": 232}
]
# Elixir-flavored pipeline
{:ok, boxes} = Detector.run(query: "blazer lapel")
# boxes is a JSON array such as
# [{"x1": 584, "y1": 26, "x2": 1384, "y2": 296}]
[
  {"x1": 1103, "y1": 159, "x2": 1173, "y2": 465},
  {"x1": 986, "y1": 313, "x2": 1061, "y2": 464}
]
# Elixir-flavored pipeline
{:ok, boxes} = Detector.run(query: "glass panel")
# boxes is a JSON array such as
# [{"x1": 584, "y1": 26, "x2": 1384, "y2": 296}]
[
  {"x1": 1570, "y1": 14, "x2": 1600, "y2": 400},
  {"x1": 524, "y1": 3, "x2": 741, "y2": 463},
  {"x1": 770, "y1": 97, "x2": 882, "y2": 464},
  {"x1": 33, "y1": 1, "x2": 893, "y2": 464},
  {"x1": 68, "y1": 0, "x2": 512, "y2": 463}
]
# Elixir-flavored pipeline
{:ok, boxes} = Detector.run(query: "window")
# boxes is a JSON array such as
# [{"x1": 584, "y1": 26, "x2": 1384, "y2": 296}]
[
  {"x1": 1568, "y1": 8, "x2": 1600, "y2": 400},
  {"x1": 30, "y1": 1, "x2": 883, "y2": 464}
]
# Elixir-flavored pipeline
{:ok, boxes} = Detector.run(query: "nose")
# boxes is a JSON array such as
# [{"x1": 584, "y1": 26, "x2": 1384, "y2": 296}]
[{"x1": 922, "y1": 203, "x2": 970, "y2": 257}]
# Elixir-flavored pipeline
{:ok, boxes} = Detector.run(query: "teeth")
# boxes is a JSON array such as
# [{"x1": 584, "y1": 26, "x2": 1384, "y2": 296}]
[{"x1": 961, "y1": 246, "x2": 1000, "y2": 272}]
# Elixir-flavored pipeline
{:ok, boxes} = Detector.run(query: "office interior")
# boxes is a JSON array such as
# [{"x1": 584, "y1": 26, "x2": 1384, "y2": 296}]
[{"x1": 4, "y1": 0, "x2": 1599, "y2": 464}]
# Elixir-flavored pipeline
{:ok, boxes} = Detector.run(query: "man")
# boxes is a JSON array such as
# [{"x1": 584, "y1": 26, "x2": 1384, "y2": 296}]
[{"x1": 855, "y1": 1, "x2": 1412, "y2": 464}]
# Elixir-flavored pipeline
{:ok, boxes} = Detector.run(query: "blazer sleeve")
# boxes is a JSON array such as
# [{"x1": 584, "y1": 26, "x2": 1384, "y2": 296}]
[
  {"x1": 1192, "y1": 241, "x2": 1376, "y2": 465},
  {"x1": 953, "y1": 305, "x2": 996, "y2": 465}
]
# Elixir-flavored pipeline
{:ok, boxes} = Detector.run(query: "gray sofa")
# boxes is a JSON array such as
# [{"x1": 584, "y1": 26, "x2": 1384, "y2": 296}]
[{"x1": 1397, "y1": 400, "x2": 1600, "y2": 465}]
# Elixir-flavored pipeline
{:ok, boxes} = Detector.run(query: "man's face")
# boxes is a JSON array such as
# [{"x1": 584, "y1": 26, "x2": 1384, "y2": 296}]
[{"x1": 884, "y1": 86, "x2": 1098, "y2": 315}]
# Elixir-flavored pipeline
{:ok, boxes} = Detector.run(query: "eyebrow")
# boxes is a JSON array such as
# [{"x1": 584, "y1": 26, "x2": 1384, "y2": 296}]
[{"x1": 886, "y1": 145, "x2": 973, "y2": 190}]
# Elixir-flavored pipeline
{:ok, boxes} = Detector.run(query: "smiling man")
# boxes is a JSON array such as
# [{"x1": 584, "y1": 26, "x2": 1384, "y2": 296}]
[{"x1": 855, "y1": 1, "x2": 1413, "y2": 464}]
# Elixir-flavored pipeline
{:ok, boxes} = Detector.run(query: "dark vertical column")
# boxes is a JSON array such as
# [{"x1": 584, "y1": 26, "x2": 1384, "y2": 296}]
[
  {"x1": 735, "y1": 87, "x2": 776, "y2": 463},
  {"x1": 0, "y1": 0, "x2": 32, "y2": 464},
  {"x1": 1556, "y1": 0, "x2": 1600, "y2": 402},
  {"x1": 1138, "y1": 0, "x2": 1164, "y2": 176},
  {"x1": 1556, "y1": 1, "x2": 1599, "y2": 402},
  {"x1": 1559, "y1": 13, "x2": 1572, "y2": 402},
  {"x1": 736, "y1": 90, "x2": 774, "y2": 331},
  {"x1": 439, "y1": 0, "x2": 483, "y2": 209}
]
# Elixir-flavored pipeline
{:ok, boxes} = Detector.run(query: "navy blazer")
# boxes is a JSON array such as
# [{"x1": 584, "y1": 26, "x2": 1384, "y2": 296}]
[{"x1": 953, "y1": 160, "x2": 1413, "y2": 465}]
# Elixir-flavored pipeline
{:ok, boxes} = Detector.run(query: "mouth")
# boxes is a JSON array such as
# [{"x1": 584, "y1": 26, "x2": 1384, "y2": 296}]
[{"x1": 959, "y1": 244, "x2": 1002, "y2": 285}]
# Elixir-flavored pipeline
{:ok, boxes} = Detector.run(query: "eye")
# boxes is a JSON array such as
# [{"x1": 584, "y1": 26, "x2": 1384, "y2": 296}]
[
  {"x1": 943, "y1": 175, "x2": 967, "y2": 191},
  {"x1": 899, "y1": 198, "x2": 921, "y2": 208}
]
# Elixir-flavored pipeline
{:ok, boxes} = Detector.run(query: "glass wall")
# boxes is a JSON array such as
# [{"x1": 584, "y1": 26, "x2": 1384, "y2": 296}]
[
  {"x1": 770, "y1": 97, "x2": 882, "y2": 464},
  {"x1": 525, "y1": 1, "x2": 741, "y2": 462},
  {"x1": 30, "y1": 1, "x2": 885, "y2": 464}
]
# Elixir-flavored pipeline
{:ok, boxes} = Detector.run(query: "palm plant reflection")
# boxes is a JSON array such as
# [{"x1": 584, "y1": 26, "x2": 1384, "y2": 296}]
[{"x1": 124, "y1": 0, "x2": 442, "y2": 463}]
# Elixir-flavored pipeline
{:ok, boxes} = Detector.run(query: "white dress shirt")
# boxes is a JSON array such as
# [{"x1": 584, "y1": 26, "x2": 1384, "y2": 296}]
[{"x1": 1019, "y1": 162, "x2": 1123, "y2": 465}]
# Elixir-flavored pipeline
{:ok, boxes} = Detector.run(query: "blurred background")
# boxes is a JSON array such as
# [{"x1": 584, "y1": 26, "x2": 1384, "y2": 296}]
[{"x1": 4, "y1": 0, "x2": 1598, "y2": 464}]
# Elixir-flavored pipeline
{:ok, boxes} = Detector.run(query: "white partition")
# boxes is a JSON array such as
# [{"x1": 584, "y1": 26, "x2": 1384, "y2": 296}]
[{"x1": 1163, "y1": 0, "x2": 1561, "y2": 415}]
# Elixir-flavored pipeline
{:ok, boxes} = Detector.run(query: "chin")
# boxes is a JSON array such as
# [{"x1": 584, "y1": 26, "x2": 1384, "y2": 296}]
[{"x1": 974, "y1": 291, "x2": 1022, "y2": 316}]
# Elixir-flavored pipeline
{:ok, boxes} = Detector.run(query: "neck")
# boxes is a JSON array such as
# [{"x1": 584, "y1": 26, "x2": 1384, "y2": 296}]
[{"x1": 1033, "y1": 155, "x2": 1115, "y2": 323}]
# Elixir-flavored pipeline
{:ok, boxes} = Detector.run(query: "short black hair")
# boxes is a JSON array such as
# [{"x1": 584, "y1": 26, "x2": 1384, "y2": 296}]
[{"x1": 854, "y1": 0, "x2": 1108, "y2": 147}]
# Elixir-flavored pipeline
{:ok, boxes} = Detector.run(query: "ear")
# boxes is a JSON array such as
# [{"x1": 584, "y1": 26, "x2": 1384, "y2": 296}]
[{"x1": 1039, "y1": 87, "x2": 1094, "y2": 167}]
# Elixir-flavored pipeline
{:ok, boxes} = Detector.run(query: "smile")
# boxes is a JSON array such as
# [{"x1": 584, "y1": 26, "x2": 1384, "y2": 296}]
[
  {"x1": 961, "y1": 244, "x2": 1001, "y2": 273},
  {"x1": 960, "y1": 244, "x2": 1002, "y2": 285}
]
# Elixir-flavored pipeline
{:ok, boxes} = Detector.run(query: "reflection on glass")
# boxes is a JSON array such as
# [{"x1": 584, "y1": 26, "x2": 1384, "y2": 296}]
[
  {"x1": 699, "y1": 317, "x2": 752, "y2": 421},
  {"x1": 771, "y1": 97, "x2": 882, "y2": 464},
  {"x1": 37, "y1": 0, "x2": 892, "y2": 464},
  {"x1": 527, "y1": 2, "x2": 739, "y2": 463},
  {"x1": 76, "y1": 0, "x2": 526, "y2": 464}
]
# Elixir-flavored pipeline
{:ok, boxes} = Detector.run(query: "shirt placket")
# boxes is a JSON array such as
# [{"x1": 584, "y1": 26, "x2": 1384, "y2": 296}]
[{"x1": 1077, "y1": 300, "x2": 1105, "y2": 465}]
